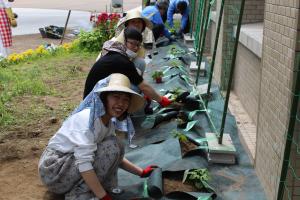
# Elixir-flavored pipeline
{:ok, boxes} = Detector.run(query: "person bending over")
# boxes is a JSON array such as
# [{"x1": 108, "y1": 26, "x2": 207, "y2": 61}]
[
  {"x1": 167, "y1": 0, "x2": 190, "y2": 36},
  {"x1": 142, "y1": 1, "x2": 173, "y2": 42},
  {"x1": 83, "y1": 29, "x2": 171, "y2": 107},
  {"x1": 101, "y1": 27, "x2": 145, "y2": 76}
]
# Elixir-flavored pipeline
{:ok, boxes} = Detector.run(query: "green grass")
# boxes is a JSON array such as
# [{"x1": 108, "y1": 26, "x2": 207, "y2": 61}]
[{"x1": 0, "y1": 51, "x2": 97, "y2": 127}]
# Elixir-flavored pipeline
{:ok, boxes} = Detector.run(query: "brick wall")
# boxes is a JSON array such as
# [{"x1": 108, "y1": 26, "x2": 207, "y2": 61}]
[
  {"x1": 214, "y1": 0, "x2": 265, "y2": 90},
  {"x1": 255, "y1": 1, "x2": 300, "y2": 199},
  {"x1": 210, "y1": 20, "x2": 224, "y2": 87},
  {"x1": 243, "y1": 0, "x2": 265, "y2": 23},
  {"x1": 233, "y1": 44, "x2": 261, "y2": 125}
]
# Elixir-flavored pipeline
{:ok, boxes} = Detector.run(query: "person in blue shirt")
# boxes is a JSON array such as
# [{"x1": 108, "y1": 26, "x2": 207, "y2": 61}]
[
  {"x1": 167, "y1": 0, "x2": 190, "y2": 36},
  {"x1": 142, "y1": 1, "x2": 172, "y2": 42}
]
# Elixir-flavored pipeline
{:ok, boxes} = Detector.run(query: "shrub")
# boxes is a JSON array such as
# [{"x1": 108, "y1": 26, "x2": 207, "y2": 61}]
[{"x1": 78, "y1": 12, "x2": 120, "y2": 52}]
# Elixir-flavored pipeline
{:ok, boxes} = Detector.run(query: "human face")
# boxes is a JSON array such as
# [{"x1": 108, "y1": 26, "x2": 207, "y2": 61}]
[
  {"x1": 126, "y1": 39, "x2": 141, "y2": 52},
  {"x1": 127, "y1": 19, "x2": 144, "y2": 32},
  {"x1": 105, "y1": 92, "x2": 131, "y2": 118}
]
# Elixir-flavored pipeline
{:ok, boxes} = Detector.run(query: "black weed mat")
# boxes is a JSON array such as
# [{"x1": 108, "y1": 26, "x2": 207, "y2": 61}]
[{"x1": 115, "y1": 41, "x2": 266, "y2": 200}]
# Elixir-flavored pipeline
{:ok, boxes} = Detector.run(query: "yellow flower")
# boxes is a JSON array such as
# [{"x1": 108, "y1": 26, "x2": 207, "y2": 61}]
[
  {"x1": 62, "y1": 43, "x2": 72, "y2": 51},
  {"x1": 23, "y1": 49, "x2": 34, "y2": 57},
  {"x1": 17, "y1": 54, "x2": 25, "y2": 61},
  {"x1": 35, "y1": 45, "x2": 46, "y2": 55},
  {"x1": 7, "y1": 53, "x2": 18, "y2": 62}
]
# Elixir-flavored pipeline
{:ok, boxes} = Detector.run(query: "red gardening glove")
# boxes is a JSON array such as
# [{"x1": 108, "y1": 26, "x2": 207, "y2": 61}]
[
  {"x1": 101, "y1": 193, "x2": 112, "y2": 200},
  {"x1": 159, "y1": 96, "x2": 172, "y2": 107},
  {"x1": 140, "y1": 165, "x2": 158, "y2": 178},
  {"x1": 144, "y1": 95, "x2": 151, "y2": 101}
]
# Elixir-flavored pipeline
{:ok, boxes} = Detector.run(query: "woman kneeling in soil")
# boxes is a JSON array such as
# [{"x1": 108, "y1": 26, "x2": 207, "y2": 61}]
[{"x1": 39, "y1": 73, "x2": 157, "y2": 200}]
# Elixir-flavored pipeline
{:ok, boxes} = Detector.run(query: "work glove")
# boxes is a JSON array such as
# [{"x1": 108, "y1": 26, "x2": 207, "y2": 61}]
[
  {"x1": 101, "y1": 193, "x2": 112, "y2": 200},
  {"x1": 159, "y1": 96, "x2": 172, "y2": 107},
  {"x1": 140, "y1": 165, "x2": 158, "y2": 177}
]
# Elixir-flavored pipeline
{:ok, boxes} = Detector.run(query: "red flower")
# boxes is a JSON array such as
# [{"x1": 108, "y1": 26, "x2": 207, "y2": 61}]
[
  {"x1": 97, "y1": 12, "x2": 109, "y2": 24},
  {"x1": 109, "y1": 13, "x2": 120, "y2": 21}
]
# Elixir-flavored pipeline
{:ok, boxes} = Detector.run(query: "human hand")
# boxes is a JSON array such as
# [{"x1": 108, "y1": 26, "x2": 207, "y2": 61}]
[
  {"x1": 140, "y1": 165, "x2": 159, "y2": 177},
  {"x1": 101, "y1": 193, "x2": 112, "y2": 200},
  {"x1": 159, "y1": 96, "x2": 172, "y2": 107}
]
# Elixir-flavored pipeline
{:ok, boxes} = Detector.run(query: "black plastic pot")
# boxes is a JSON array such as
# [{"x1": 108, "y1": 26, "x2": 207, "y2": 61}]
[{"x1": 183, "y1": 96, "x2": 200, "y2": 111}]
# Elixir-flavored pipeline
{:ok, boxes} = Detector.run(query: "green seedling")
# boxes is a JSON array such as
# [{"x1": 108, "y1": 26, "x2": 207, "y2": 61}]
[
  {"x1": 172, "y1": 130, "x2": 188, "y2": 142},
  {"x1": 168, "y1": 46, "x2": 185, "y2": 56},
  {"x1": 151, "y1": 70, "x2": 164, "y2": 83},
  {"x1": 169, "y1": 27, "x2": 176, "y2": 34},
  {"x1": 167, "y1": 87, "x2": 185, "y2": 101},
  {"x1": 182, "y1": 169, "x2": 210, "y2": 190}
]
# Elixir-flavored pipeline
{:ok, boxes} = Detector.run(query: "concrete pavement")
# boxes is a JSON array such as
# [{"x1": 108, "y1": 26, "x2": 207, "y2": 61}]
[
  {"x1": 11, "y1": 0, "x2": 142, "y2": 35},
  {"x1": 12, "y1": 8, "x2": 92, "y2": 36},
  {"x1": 12, "y1": 0, "x2": 141, "y2": 12}
]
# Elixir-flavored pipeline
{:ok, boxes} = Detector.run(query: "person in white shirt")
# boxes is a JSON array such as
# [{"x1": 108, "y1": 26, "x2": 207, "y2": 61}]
[{"x1": 39, "y1": 73, "x2": 158, "y2": 200}]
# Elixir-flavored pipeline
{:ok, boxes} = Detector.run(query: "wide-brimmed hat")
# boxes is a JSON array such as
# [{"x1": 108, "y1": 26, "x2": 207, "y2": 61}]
[
  {"x1": 117, "y1": 9, "x2": 153, "y2": 30},
  {"x1": 97, "y1": 73, "x2": 145, "y2": 113}
]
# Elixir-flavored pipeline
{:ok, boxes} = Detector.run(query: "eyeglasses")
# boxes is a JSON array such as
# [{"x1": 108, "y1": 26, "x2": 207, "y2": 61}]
[{"x1": 126, "y1": 40, "x2": 141, "y2": 48}]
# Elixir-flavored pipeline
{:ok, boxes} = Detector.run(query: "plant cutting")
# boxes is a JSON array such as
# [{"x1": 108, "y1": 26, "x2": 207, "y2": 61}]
[
  {"x1": 172, "y1": 130, "x2": 198, "y2": 156},
  {"x1": 182, "y1": 169, "x2": 212, "y2": 191},
  {"x1": 176, "y1": 111, "x2": 189, "y2": 129},
  {"x1": 151, "y1": 70, "x2": 164, "y2": 83},
  {"x1": 172, "y1": 130, "x2": 188, "y2": 142}
]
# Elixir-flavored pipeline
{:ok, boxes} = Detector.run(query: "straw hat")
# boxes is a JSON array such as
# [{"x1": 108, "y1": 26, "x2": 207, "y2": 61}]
[
  {"x1": 117, "y1": 9, "x2": 153, "y2": 30},
  {"x1": 97, "y1": 73, "x2": 145, "y2": 113}
]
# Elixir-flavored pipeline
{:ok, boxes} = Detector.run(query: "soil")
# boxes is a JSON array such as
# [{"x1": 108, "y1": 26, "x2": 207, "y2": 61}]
[
  {"x1": 0, "y1": 34, "x2": 95, "y2": 200},
  {"x1": 164, "y1": 175, "x2": 197, "y2": 194},
  {"x1": 180, "y1": 139, "x2": 198, "y2": 156},
  {"x1": 0, "y1": 34, "x2": 198, "y2": 200},
  {"x1": 11, "y1": 32, "x2": 74, "y2": 54}
]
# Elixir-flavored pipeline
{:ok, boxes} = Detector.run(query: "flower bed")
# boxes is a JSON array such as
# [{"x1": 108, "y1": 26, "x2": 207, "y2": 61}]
[
  {"x1": 0, "y1": 41, "x2": 78, "y2": 67},
  {"x1": 0, "y1": 12, "x2": 120, "y2": 68}
]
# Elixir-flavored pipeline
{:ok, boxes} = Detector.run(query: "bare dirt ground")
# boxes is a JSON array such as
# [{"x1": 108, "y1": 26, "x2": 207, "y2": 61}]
[
  {"x1": 1, "y1": 33, "x2": 194, "y2": 200},
  {"x1": 0, "y1": 34, "x2": 93, "y2": 200},
  {"x1": 11, "y1": 33, "x2": 74, "y2": 54}
]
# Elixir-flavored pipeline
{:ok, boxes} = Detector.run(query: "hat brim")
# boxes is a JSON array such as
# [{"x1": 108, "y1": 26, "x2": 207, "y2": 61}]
[
  {"x1": 98, "y1": 86, "x2": 145, "y2": 113},
  {"x1": 117, "y1": 16, "x2": 153, "y2": 30}
]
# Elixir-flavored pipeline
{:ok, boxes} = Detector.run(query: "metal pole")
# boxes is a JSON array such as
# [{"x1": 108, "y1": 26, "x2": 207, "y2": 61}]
[
  {"x1": 189, "y1": 0, "x2": 196, "y2": 37},
  {"x1": 196, "y1": 0, "x2": 207, "y2": 55},
  {"x1": 277, "y1": 54, "x2": 300, "y2": 200},
  {"x1": 218, "y1": 0, "x2": 245, "y2": 144},
  {"x1": 195, "y1": 0, "x2": 203, "y2": 50},
  {"x1": 195, "y1": 0, "x2": 211, "y2": 85},
  {"x1": 205, "y1": 0, "x2": 225, "y2": 107},
  {"x1": 60, "y1": 10, "x2": 71, "y2": 45}
]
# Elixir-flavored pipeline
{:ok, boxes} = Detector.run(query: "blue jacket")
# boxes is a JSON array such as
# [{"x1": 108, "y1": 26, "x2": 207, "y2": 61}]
[
  {"x1": 142, "y1": 5, "x2": 171, "y2": 39},
  {"x1": 167, "y1": 0, "x2": 189, "y2": 30}
]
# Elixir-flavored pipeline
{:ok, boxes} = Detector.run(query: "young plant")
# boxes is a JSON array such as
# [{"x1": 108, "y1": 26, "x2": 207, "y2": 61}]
[
  {"x1": 170, "y1": 60, "x2": 180, "y2": 67},
  {"x1": 169, "y1": 87, "x2": 184, "y2": 100},
  {"x1": 182, "y1": 169, "x2": 211, "y2": 190},
  {"x1": 151, "y1": 70, "x2": 164, "y2": 83},
  {"x1": 171, "y1": 130, "x2": 188, "y2": 142},
  {"x1": 169, "y1": 46, "x2": 185, "y2": 56}
]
